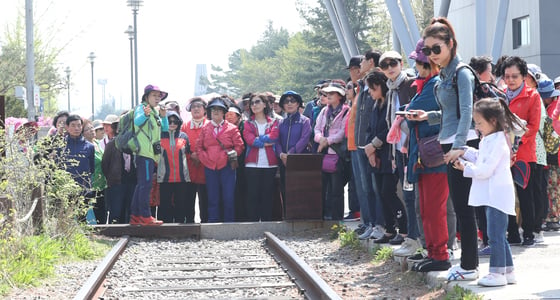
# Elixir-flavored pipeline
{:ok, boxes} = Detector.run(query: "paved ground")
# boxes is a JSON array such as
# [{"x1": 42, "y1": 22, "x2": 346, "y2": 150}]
[{"x1": 344, "y1": 220, "x2": 560, "y2": 300}]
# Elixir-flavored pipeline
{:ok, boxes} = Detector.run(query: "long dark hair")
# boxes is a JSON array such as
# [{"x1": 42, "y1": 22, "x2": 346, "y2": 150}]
[
  {"x1": 473, "y1": 98, "x2": 527, "y2": 133},
  {"x1": 423, "y1": 17, "x2": 458, "y2": 60},
  {"x1": 249, "y1": 93, "x2": 271, "y2": 117}
]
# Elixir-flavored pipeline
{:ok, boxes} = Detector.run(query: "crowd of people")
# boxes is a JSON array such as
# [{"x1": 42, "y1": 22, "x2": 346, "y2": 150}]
[{"x1": 30, "y1": 16, "x2": 560, "y2": 288}]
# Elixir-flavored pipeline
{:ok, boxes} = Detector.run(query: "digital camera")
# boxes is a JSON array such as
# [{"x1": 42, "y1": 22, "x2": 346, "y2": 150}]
[{"x1": 153, "y1": 141, "x2": 162, "y2": 155}]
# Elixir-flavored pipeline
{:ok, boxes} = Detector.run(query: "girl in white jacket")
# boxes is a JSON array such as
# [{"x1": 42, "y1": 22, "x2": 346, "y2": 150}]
[{"x1": 453, "y1": 98, "x2": 526, "y2": 287}]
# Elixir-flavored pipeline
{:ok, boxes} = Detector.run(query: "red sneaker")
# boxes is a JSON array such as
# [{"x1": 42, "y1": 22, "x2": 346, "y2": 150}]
[
  {"x1": 129, "y1": 215, "x2": 141, "y2": 225},
  {"x1": 136, "y1": 216, "x2": 163, "y2": 226}
]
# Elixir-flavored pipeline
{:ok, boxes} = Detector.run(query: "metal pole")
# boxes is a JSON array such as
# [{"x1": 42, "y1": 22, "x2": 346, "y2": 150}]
[
  {"x1": 438, "y1": 0, "x2": 451, "y2": 17},
  {"x1": 400, "y1": 0, "x2": 421, "y2": 43},
  {"x1": 323, "y1": 0, "x2": 351, "y2": 63},
  {"x1": 25, "y1": 0, "x2": 36, "y2": 120},
  {"x1": 491, "y1": 0, "x2": 510, "y2": 63},
  {"x1": 133, "y1": 10, "x2": 139, "y2": 105},
  {"x1": 385, "y1": 0, "x2": 415, "y2": 66},
  {"x1": 476, "y1": 0, "x2": 486, "y2": 55},
  {"x1": 66, "y1": 70, "x2": 70, "y2": 111},
  {"x1": 88, "y1": 52, "x2": 95, "y2": 120},
  {"x1": 130, "y1": 37, "x2": 134, "y2": 108},
  {"x1": 332, "y1": 0, "x2": 360, "y2": 57}
]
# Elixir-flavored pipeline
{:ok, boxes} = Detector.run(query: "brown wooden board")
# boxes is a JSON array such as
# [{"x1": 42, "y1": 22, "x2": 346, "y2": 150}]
[{"x1": 284, "y1": 154, "x2": 323, "y2": 220}]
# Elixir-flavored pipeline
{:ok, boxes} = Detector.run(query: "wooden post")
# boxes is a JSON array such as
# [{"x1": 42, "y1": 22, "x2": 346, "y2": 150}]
[
  {"x1": 31, "y1": 185, "x2": 44, "y2": 234},
  {"x1": 284, "y1": 154, "x2": 323, "y2": 220}
]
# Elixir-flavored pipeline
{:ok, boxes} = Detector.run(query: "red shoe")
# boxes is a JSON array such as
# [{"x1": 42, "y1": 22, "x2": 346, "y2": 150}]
[
  {"x1": 137, "y1": 216, "x2": 163, "y2": 226},
  {"x1": 130, "y1": 215, "x2": 141, "y2": 225}
]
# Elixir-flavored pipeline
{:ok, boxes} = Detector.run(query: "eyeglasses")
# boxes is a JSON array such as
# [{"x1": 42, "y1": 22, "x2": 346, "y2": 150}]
[
  {"x1": 284, "y1": 98, "x2": 298, "y2": 104},
  {"x1": 379, "y1": 59, "x2": 399, "y2": 70},
  {"x1": 320, "y1": 93, "x2": 327, "y2": 97},
  {"x1": 504, "y1": 73, "x2": 522, "y2": 80},
  {"x1": 210, "y1": 107, "x2": 224, "y2": 112},
  {"x1": 251, "y1": 99, "x2": 263, "y2": 105},
  {"x1": 168, "y1": 119, "x2": 179, "y2": 125},
  {"x1": 421, "y1": 44, "x2": 443, "y2": 56}
]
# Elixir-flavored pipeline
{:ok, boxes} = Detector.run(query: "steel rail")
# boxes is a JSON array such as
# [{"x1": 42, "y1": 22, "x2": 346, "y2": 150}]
[
  {"x1": 73, "y1": 236, "x2": 129, "y2": 300},
  {"x1": 264, "y1": 231, "x2": 342, "y2": 300}
]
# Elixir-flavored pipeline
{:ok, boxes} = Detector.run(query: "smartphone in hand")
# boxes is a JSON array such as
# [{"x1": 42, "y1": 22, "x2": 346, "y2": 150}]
[{"x1": 395, "y1": 111, "x2": 418, "y2": 117}]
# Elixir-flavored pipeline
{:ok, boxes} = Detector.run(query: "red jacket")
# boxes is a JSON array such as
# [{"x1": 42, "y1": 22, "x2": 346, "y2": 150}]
[
  {"x1": 509, "y1": 84, "x2": 541, "y2": 163},
  {"x1": 243, "y1": 116, "x2": 279, "y2": 166},
  {"x1": 196, "y1": 120, "x2": 244, "y2": 170},
  {"x1": 181, "y1": 120, "x2": 207, "y2": 184}
]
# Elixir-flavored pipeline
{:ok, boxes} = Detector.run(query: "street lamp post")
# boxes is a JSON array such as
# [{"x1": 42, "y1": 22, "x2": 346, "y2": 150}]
[
  {"x1": 64, "y1": 66, "x2": 71, "y2": 111},
  {"x1": 127, "y1": 0, "x2": 143, "y2": 106},
  {"x1": 88, "y1": 52, "x2": 95, "y2": 120},
  {"x1": 125, "y1": 25, "x2": 135, "y2": 109}
]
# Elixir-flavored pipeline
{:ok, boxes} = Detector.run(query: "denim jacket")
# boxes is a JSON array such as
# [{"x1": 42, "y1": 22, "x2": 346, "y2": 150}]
[{"x1": 427, "y1": 55, "x2": 475, "y2": 148}]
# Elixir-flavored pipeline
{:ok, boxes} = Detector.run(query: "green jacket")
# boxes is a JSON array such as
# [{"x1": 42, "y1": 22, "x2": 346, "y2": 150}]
[{"x1": 133, "y1": 103, "x2": 169, "y2": 161}]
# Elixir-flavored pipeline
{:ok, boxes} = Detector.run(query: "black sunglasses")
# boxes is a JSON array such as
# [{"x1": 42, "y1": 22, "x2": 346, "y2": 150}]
[
  {"x1": 169, "y1": 119, "x2": 179, "y2": 125},
  {"x1": 251, "y1": 99, "x2": 263, "y2": 105},
  {"x1": 379, "y1": 59, "x2": 399, "y2": 70},
  {"x1": 421, "y1": 44, "x2": 442, "y2": 56},
  {"x1": 284, "y1": 98, "x2": 298, "y2": 104}
]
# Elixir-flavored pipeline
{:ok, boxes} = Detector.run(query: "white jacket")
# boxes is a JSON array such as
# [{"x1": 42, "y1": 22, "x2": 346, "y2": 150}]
[{"x1": 462, "y1": 131, "x2": 516, "y2": 215}]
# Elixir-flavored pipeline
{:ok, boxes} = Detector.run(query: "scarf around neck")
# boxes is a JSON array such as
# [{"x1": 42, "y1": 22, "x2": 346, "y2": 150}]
[
  {"x1": 385, "y1": 71, "x2": 407, "y2": 127},
  {"x1": 506, "y1": 82, "x2": 525, "y2": 104}
]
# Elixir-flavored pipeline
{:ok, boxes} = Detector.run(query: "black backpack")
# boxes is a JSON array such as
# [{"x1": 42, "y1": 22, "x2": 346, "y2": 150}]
[{"x1": 452, "y1": 63, "x2": 507, "y2": 119}]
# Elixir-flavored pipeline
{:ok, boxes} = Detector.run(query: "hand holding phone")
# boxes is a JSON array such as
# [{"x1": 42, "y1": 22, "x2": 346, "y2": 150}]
[{"x1": 395, "y1": 111, "x2": 418, "y2": 117}]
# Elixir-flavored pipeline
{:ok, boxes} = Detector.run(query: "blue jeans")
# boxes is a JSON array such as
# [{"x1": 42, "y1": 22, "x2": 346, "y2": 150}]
[
  {"x1": 205, "y1": 166, "x2": 236, "y2": 222},
  {"x1": 395, "y1": 150, "x2": 419, "y2": 239},
  {"x1": 486, "y1": 206, "x2": 514, "y2": 273},
  {"x1": 130, "y1": 156, "x2": 154, "y2": 218},
  {"x1": 351, "y1": 149, "x2": 379, "y2": 226},
  {"x1": 106, "y1": 183, "x2": 134, "y2": 224}
]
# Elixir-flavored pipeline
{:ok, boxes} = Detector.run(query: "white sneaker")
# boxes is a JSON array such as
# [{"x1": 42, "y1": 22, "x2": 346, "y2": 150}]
[
  {"x1": 506, "y1": 271, "x2": 517, "y2": 284},
  {"x1": 448, "y1": 249, "x2": 455, "y2": 261},
  {"x1": 393, "y1": 238, "x2": 422, "y2": 257},
  {"x1": 358, "y1": 225, "x2": 373, "y2": 240},
  {"x1": 370, "y1": 225, "x2": 386, "y2": 239},
  {"x1": 447, "y1": 265, "x2": 479, "y2": 281},
  {"x1": 534, "y1": 231, "x2": 544, "y2": 243},
  {"x1": 478, "y1": 272, "x2": 507, "y2": 287}
]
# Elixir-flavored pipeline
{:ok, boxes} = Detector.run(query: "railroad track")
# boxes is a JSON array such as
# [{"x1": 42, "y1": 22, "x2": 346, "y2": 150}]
[{"x1": 74, "y1": 232, "x2": 341, "y2": 300}]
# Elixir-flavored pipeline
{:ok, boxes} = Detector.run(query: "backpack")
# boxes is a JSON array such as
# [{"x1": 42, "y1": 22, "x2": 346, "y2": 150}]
[
  {"x1": 114, "y1": 106, "x2": 150, "y2": 154},
  {"x1": 542, "y1": 116, "x2": 560, "y2": 154},
  {"x1": 452, "y1": 63, "x2": 507, "y2": 119}
]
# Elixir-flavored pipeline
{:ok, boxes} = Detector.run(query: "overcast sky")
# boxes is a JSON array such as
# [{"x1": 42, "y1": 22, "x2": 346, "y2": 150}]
[{"x1": 0, "y1": 0, "x2": 315, "y2": 116}]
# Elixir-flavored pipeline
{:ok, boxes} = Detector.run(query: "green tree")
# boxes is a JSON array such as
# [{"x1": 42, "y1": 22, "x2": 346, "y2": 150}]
[{"x1": 0, "y1": 15, "x2": 63, "y2": 119}]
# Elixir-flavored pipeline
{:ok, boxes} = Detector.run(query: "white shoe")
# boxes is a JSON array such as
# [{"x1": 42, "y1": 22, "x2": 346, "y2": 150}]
[
  {"x1": 370, "y1": 225, "x2": 386, "y2": 239},
  {"x1": 358, "y1": 225, "x2": 373, "y2": 240},
  {"x1": 448, "y1": 249, "x2": 455, "y2": 261},
  {"x1": 506, "y1": 271, "x2": 517, "y2": 284},
  {"x1": 447, "y1": 265, "x2": 479, "y2": 281},
  {"x1": 393, "y1": 238, "x2": 422, "y2": 257},
  {"x1": 478, "y1": 272, "x2": 507, "y2": 287},
  {"x1": 534, "y1": 231, "x2": 544, "y2": 243}
]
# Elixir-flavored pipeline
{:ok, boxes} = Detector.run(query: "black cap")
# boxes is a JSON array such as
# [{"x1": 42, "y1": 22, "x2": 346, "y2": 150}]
[{"x1": 346, "y1": 55, "x2": 364, "y2": 69}]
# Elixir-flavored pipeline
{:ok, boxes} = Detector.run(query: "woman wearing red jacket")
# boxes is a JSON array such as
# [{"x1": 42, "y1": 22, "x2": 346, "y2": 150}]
[
  {"x1": 243, "y1": 93, "x2": 279, "y2": 221},
  {"x1": 503, "y1": 56, "x2": 542, "y2": 246},
  {"x1": 196, "y1": 97, "x2": 244, "y2": 223}
]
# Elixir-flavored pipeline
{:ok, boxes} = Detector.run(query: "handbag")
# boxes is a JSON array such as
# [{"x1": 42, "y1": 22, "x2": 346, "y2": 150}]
[
  {"x1": 322, "y1": 153, "x2": 338, "y2": 173},
  {"x1": 511, "y1": 160, "x2": 530, "y2": 189},
  {"x1": 415, "y1": 127, "x2": 445, "y2": 168}
]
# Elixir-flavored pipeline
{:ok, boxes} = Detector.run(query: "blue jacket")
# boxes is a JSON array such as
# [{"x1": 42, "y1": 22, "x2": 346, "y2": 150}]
[
  {"x1": 354, "y1": 80, "x2": 375, "y2": 146},
  {"x1": 427, "y1": 55, "x2": 475, "y2": 148},
  {"x1": 275, "y1": 112, "x2": 312, "y2": 155},
  {"x1": 63, "y1": 135, "x2": 95, "y2": 189},
  {"x1": 405, "y1": 75, "x2": 447, "y2": 183},
  {"x1": 367, "y1": 100, "x2": 392, "y2": 174}
]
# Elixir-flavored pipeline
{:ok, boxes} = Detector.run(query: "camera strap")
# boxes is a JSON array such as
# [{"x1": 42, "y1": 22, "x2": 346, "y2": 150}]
[{"x1": 215, "y1": 136, "x2": 229, "y2": 154}]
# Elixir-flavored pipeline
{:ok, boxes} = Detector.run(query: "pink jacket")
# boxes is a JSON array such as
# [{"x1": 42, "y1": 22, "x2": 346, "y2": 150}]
[
  {"x1": 196, "y1": 121, "x2": 244, "y2": 170},
  {"x1": 243, "y1": 116, "x2": 279, "y2": 166},
  {"x1": 314, "y1": 104, "x2": 350, "y2": 154}
]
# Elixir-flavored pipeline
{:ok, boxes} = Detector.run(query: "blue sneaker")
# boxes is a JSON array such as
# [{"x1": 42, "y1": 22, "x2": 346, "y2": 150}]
[{"x1": 478, "y1": 245, "x2": 491, "y2": 256}]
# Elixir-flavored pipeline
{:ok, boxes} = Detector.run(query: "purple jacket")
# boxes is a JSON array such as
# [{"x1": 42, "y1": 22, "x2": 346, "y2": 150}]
[{"x1": 275, "y1": 112, "x2": 312, "y2": 155}]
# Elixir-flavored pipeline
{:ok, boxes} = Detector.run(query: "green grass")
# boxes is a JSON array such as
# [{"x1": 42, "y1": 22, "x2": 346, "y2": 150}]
[
  {"x1": 331, "y1": 224, "x2": 363, "y2": 249},
  {"x1": 445, "y1": 284, "x2": 483, "y2": 300},
  {"x1": 371, "y1": 244, "x2": 393, "y2": 262},
  {"x1": 0, "y1": 233, "x2": 112, "y2": 296}
]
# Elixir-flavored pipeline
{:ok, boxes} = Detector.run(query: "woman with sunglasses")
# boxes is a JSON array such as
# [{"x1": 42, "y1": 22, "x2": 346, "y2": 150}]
[
  {"x1": 276, "y1": 90, "x2": 312, "y2": 208},
  {"x1": 243, "y1": 93, "x2": 280, "y2": 221},
  {"x1": 157, "y1": 111, "x2": 192, "y2": 223},
  {"x1": 314, "y1": 80, "x2": 350, "y2": 220},
  {"x1": 408, "y1": 17, "x2": 480, "y2": 282}
]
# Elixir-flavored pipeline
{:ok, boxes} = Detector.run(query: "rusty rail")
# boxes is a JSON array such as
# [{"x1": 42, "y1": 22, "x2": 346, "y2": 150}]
[
  {"x1": 73, "y1": 236, "x2": 129, "y2": 300},
  {"x1": 264, "y1": 231, "x2": 342, "y2": 300}
]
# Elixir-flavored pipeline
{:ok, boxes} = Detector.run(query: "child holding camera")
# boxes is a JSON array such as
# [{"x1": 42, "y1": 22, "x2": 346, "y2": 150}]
[{"x1": 129, "y1": 84, "x2": 169, "y2": 226}]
